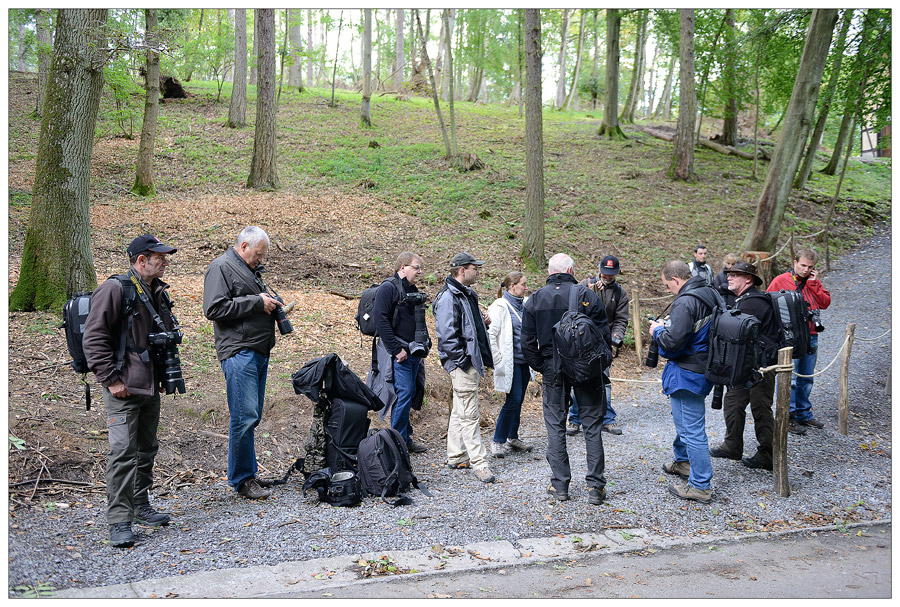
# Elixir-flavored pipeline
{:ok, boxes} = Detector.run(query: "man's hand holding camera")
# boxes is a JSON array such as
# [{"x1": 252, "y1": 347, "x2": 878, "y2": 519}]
[{"x1": 259, "y1": 293, "x2": 282, "y2": 314}]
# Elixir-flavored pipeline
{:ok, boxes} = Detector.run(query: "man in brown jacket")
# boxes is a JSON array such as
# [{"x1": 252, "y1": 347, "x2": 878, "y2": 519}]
[{"x1": 83, "y1": 234, "x2": 179, "y2": 548}]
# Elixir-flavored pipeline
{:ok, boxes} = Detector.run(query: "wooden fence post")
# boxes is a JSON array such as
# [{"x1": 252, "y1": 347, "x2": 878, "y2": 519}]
[
  {"x1": 631, "y1": 290, "x2": 643, "y2": 365},
  {"x1": 837, "y1": 323, "x2": 856, "y2": 436},
  {"x1": 773, "y1": 346, "x2": 793, "y2": 497}
]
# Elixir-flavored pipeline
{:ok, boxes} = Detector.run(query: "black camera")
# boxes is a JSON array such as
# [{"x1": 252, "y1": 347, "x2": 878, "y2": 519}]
[
  {"x1": 148, "y1": 329, "x2": 185, "y2": 395},
  {"x1": 809, "y1": 309, "x2": 825, "y2": 332},
  {"x1": 611, "y1": 336, "x2": 623, "y2": 348},
  {"x1": 271, "y1": 294, "x2": 293, "y2": 335},
  {"x1": 644, "y1": 341, "x2": 659, "y2": 368},
  {"x1": 406, "y1": 292, "x2": 430, "y2": 358},
  {"x1": 710, "y1": 384, "x2": 724, "y2": 409},
  {"x1": 403, "y1": 292, "x2": 427, "y2": 306}
]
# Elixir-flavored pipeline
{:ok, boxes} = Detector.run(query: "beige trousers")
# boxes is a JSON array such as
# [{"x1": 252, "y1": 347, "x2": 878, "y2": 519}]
[{"x1": 446, "y1": 366, "x2": 487, "y2": 470}]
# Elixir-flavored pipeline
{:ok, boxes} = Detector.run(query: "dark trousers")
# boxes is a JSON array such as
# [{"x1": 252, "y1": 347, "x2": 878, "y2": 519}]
[
  {"x1": 721, "y1": 373, "x2": 776, "y2": 463},
  {"x1": 541, "y1": 367, "x2": 607, "y2": 492}
]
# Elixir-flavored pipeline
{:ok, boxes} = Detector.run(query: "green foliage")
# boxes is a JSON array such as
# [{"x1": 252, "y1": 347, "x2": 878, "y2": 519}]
[{"x1": 102, "y1": 59, "x2": 143, "y2": 139}]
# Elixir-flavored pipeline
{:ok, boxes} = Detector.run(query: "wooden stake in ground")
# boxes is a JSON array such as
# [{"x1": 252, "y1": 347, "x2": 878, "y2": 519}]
[
  {"x1": 631, "y1": 290, "x2": 643, "y2": 364},
  {"x1": 773, "y1": 346, "x2": 793, "y2": 497},
  {"x1": 837, "y1": 323, "x2": 855, "y2": 436}
]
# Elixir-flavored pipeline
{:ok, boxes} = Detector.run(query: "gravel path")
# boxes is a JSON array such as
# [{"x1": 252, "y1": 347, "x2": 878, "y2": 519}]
[{"x1": 8, "y1": 229, "x2": 892, "y2": 594}]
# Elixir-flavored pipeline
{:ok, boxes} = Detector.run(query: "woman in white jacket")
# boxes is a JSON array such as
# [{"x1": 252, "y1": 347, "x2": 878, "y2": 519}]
[{"x1": 487, "y1": 272, "x2": 533, "y2": 457}]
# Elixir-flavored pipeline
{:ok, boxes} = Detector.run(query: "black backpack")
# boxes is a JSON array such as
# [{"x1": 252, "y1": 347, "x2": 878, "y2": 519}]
[
  {"x1": 767, "y1": 289, "x2": 812, "y2": 359},
  {"x1": 302, "y1": 469, "x2": 363, "y2": 507},
  {"x1": 684, "y1": 288, "x2": 763, "y2": 389},
  {"x1": 61, "y1": 275, "x2": 138, "y2": 410},
  {"x1": 323, "y1": 397, "x2": 371, "y2": 473},
  {"x1": 355, "y1": 276, "x2": 403, "y2": 336},
  {"x1": 357, "y1": 428, "x2": 429, "y2": 506},
  {"x1": 552, "y1": 285, "x2": 611, "y2": 384}
]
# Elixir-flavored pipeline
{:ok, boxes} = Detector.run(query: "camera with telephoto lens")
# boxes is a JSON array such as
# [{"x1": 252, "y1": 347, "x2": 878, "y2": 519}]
[
  {"x1": 809, "y1": 309, "x2": 825, "y2": 332},
  {"x1": 148, "y1": 328, "x2": 185, "y2": 395},
  {"x1": 710, "y1": 384, "x2": 724, "y2": 409},
  {"x1": 270, "y1": 293, "x2": 293, "y2": 335},
  {"x1": 644, "y1": 315, "x2": 660, "y2": 368},
  {"x1": 404, "y1": 292, "x2": 430, "y2": 358}
]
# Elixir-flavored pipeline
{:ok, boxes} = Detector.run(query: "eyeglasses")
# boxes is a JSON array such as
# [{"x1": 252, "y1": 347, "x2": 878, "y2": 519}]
[{"x1": 407, "y1": 264, "x2": 422, "y2": 271}]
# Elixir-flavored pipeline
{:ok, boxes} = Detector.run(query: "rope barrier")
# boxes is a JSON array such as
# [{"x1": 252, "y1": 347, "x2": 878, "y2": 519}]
[
  {"x1": 755, "y1": 238, "x2": 791, "y2": 263},
  {"x1": 792, "y1": 333, "x2": 851, "y2": 378},
  {"x1": 854, "y1": 328, "x2": 891, "y2": 342},
  {"x1": 796, "y1": 228, "x2": 826, "y2": 239},
  {"x1": 638, "y1": 293, "x2": 674, "y2": 303},
  {"x1": 609, "y1": 377, "x2": 661, "y2": 384}
]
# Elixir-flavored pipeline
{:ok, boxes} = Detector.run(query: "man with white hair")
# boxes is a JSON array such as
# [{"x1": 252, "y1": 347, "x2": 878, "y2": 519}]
[
  {"x1": 521, "y1": 253, "x2": 612, "y2": 505},
  {"x1": 203, "y1": 226, "x2": 284, "y2": 500}
]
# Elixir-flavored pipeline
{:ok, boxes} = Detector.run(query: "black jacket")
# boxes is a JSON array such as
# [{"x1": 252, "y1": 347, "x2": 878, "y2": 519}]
[
  {"x1": 372, "y1": 273, "x2": 426, "y2": 357},
  {"x1": 714, "y1": 270, "x2": 736, "y2": 307},
  {"x1": 734, "y1": 287, "x2": 782, "y2": 364},
  {"x1": 521, "y1": 273, "x2": 611, "y2": 373},
  {"x1": 656, "y1": 276, "x2": 717, "y2": 374},
  {"x1": 582, "y1": 277, "x2": 629, "y2": 343}
]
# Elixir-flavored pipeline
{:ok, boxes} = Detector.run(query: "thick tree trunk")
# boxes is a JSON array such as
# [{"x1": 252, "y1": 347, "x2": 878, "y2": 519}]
[
  {"x1": 394, "y1": 9, "x2": 405, "y2": 90},
  {"x1": 133, "y1": 9, "x2": 160, "y2": 196},
  {"x1": 247, "y1": 9, "x2": 279, "y2": 190},
  {"x1": 250, "y1": 11, "x2": 258, "y2": 86},
  {"x1": 795, "y1": 10, "x2": 854, "y2": 189},
  {"x1": 288, "y1": 9, "x2": 303, "y2": 89},
  {"x1": 598, "y1": 9, "x2": 625, "y2": 139},
  {"x1": 227, "y1": 9, "x2": 248, "y2": 128},
  {"x1": 564, "y1": 10, "x2": 586, "y2": 111},
  {"x1": 721, "y1": 9, "x2": 739, "y2": 147},
  {"x1": 10, "y1": 9, "x2": 107, "y2": 311},
  {"x1": 668, "y1": 9, "x2": 697, "y2": 181},
  {"x1": 361, "y1": 9, "x2": 373, "y2": 127},
  {"x1": 522, "y1": 9, "x2": 545, "y2": 267},
  {"x1": 741, "y1": 9, "x2": 839, "y2": 252},
  {"x1": 35, "y1": 9, "x2": 53, "y2": 117},
  {"x1": 554, "y1": 9, "x2": 570, "y2": 111}
]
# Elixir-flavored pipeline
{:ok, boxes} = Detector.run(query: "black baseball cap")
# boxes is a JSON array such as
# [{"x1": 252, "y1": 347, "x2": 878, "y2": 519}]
[
  {"x1": 127, "y1": 234, "x2": 177, "y2": 258},
  {"x1": 450, "y1": 252, "x2": 484, "y2": 267},
  {"x1": 599, "y1": 255, "x2": 620, "y2": 276}
]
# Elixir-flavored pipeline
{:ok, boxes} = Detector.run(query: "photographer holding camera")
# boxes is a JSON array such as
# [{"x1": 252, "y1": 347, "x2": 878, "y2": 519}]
[
  {"x1": 767, "y1": 249, "x2": 831, "y2": 431},
  {"x1": 648, "y1": 260, "x2": 717, "y2": 504},
  {"x1": 368, "y1": 251, "x2": 431, "y2": 454},
  {"x1": 83, "y1": 234, "x2": 180, "y2": 548},
  {"x1": 203, "y1": 226, "x2": 287, "y2": 501},
  {"x1": 434, "y1": 252, "x2": 496, "y2": 483}
]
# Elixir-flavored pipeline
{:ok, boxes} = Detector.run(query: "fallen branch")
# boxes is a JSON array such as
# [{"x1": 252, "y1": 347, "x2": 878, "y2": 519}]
[
  {"x1": 9, "y1": 477, "x2": 94, "y2": 488},
  {"x1": 198, "y1": 430, "x2": 228, "y2": 440}
]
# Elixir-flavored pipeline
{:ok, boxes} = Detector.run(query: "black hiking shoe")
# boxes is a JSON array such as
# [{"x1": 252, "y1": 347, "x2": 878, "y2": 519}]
[
  {"x1": 134, "y1": 502, "x2": 171, "y2": 526},
  {"x1": 109, "y1": 522, "x2": 135, "y2": 548},
  {"x1": 587, "y1": 487, "x2": 606, "y2": 505}
]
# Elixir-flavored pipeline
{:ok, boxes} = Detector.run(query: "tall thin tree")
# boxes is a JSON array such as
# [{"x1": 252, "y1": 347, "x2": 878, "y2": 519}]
[
  {"x1": 133, "y1": 9, "x2": 160, "y2": 196},
  {"x1": 598, "y1": 9, "x2": 625, "y2": 138},
  {"x1": 393, "y1": 9, "x2": 405, "y2": 90},
  {"x1": 554, "y1": 9, "x2": 570, "y2": 110},
  {"x1": 247, "y1": 9, "x2": 279, "y2": 190},
  {"x1": 720, "y1": 9, "x2": 739, "y2": 146},
  {"x1": 415, "y1": 10, "x2": 451, "y2": 159},
  {"x1": 361, "y1": 9, "x2": 373, "y2": 127},
  {"x1": 564, "y1": 10, "x2": 586, "y2": 111},
  {"x1": 668, "y1": 9, "x2": 697, "y2": 181},
  {"x1": 523, "y1": 9, "x2": 545, "y2": 267},
  {"x1": 227, "y1": 8, "x2": 248, "y2": 128},
  {"x1": 443, "y1": 9, "x2": 458, "y2": 158}
]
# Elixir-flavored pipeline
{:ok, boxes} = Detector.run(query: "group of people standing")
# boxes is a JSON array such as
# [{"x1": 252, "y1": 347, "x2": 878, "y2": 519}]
[{"x1": 82, "y1": 226, "x2": 830, "y2": 548}]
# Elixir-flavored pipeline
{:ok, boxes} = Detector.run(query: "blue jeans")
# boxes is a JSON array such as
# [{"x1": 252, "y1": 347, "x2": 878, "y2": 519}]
[
  {"x1": 221, "y1": 349, "x2": 269, "y2": 490},
  {"x1": 669, "y1": 389, "x2": 712, "y2": 489},
  {"x1": 790, "y1": 334, "x2": 818, "y2": 422},
  {"x1": 493, "y1": 363, "x2": 530, "y2": 443},
  {"x1": 568, "y1": 366, "x2": 615, "y2": 426},
  {"x1": 392, "y1": 356, "x2": 422, "y2": 446}
]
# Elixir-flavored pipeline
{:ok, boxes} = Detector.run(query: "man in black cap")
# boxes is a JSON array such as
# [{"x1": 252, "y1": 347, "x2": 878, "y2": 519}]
[
  {"x1": 83, "y1": 234, "x2": 179, "y2": 548},
  {"x1": 433, "y1": 252, "x2": 496, "y2": 483},
  {"x1": 567, "y1": 255, "x2": 630, "y2": 436},
  {"x1": 709, "y1": 261, "x2": 783, "y2": 470}
]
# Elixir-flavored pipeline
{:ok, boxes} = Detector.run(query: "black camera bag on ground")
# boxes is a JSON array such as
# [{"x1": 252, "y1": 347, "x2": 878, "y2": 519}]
[
  {"x1": 766, "y1": 289, "x2": 811, "y2": 359},
  {"x1": 302, "y1": 468, "x2": 363, "y2": 507},
  {"x1": 357, "y1": 428, "x2": 430, "y2": 506},
  {"x1": 683, "y1": 288, "x2": 763, "y2": 389},
  {"x1": 552, "y1": 285, "x2": 611, "y2": 384},
  {"x1": 355, "y1": 276, "x2": 403, "y2": 336},
  {"x1": 323, "y1": 397, "x2": 371, "y2": 472}
]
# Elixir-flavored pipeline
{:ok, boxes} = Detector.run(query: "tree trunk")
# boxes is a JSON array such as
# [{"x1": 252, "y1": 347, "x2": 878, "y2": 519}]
[
  {"x1": 664, "y1": 71, "x2": 678, "y2": 120},
  {"x1": 598, "y1": 9, "x2": 625, "y2": 138},
  {"x1": 741, "y1": 9, "x2": 839, "y2": 252},
  {"x1": 668, "y1": 9, "x2": 697, "y2": 181},
  {"x1": 622, "y1": 10, "x2": 647, "y2": 123},
  {"x1": 695, "y1": 14, "x2": 728, "y2": 142},
  {"x1": 443, "y1": 9, "x2": 458, "y2": 157},
  {"x1": 288, "y1": 9, "x2": 303, "y2": 89},
  {"x1": 35, "y1": 9, "x2": 53, "y2": 117},
  {"x1": 328, "y1": 11, "x2": 344, "y2": 106},
  {"x1": 306, "y1": 9, "x2": 313, "y2": 87},
  {"x1": 224, "y1": 9, "x2": 235, "y2": 82},
  {"x1": 522, "y1": 9, "x2": 545, "y2": 268},
  {"x1": 247, "y1": 9, "x2": 279, "y2": 190},
  {"x1": 250, "y1": 11, "x2": 258, "y2": 86},
  {"x1": 518, "y1": 9, "x2": 525, "y2": 117},
  {"x1": 394, "y1": 9, "x2": 405, "y2": 90},
  {"x1": 554, "y1": 9, "x2": 570, "y2": 111},
  {"x1": 645, "y1": 43, "x2": 659, "y2": 119},
  {"x1": 564, "y1": 10, "x2": 586, "y2": 111},
  {"x1": 227, "y1": 9, "x2": 248, "y2": 128},
  {"x1": 795, "y1": 9, "x2": 854, "y2": 189},
  {"x1": 434, "y1": 13, "x2": 445, "y2": 96},
  {"x1": 721, "y1": 9, "x2": 739, "y2": 146},
  {"x1": 415, "y1": 10, "x2": 451, "y2": 159},
  {"x1": 591, "y1": 9, "x2": 599, "y2": 111},
  {"x1": 361, "y1": 9, "x2": 373, "y2": 127},
  {"x1": 10, "y1": 9, "x2": 108, "y2": 311},
  {"x1": 18, "y1": 21, "x2": 27, "y2": 71},
  {"x1": 653, "y1": 54, "x2": 675, "y2": 119},
  {"x1": 133, "y1": 9, "x2": 160, "y2": 196}
]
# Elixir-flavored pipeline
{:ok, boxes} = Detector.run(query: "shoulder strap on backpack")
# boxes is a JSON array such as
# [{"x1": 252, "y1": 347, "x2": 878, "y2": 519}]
[
  {"x1": 110, "y1": 275, "x2": 139, "y2": 372},
  {"x1": 567, "y1": 284, "x2": 582, "y2": 313},
  {"x1": 681, "y1": 287, "x2": 721, "y2": 333}
]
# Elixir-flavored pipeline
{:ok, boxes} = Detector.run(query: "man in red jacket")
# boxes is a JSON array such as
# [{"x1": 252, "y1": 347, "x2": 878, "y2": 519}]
[{"x1": 767, "y1": 249, "x2": 831, "y2": 431}]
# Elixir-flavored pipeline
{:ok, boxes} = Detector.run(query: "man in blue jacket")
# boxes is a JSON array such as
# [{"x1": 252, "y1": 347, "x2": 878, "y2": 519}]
[{"x1": 649, "y1": 260, "x2": 716, "y2": 503}]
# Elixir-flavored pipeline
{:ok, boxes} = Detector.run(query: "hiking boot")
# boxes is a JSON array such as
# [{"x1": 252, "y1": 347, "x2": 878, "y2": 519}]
[
  {"x1": 109, "y1": 522, "x2": 135, "y2": 548},
  {"x1": 505, "y1": 438, "x2": 533, "y2": 452},
  {"x1": 668, "y1": 479, "x2": 712, "y2": 503},
  {"x1": 662, "y1": 460, "x2": 690, "y2": 479},
  {"x1": 788, "y1": 419, "x2": 808, "y2": 435},
  {"x1": 709, "y1": 445, "x2": 742, "y2": 460},
  {"x1": 797, "y1": 417, "x2": 824, "y2": 429},
  {"x1": 474, "y1": 468, "x2": 495, "y2": 484},
  {"x1": 408, "y1": 440, "x2": 428, "y2": 454},
  {"x1": 446, "y1": 460, "x2": 470, "y2": 470},
  {"x1": 546, "y1": 484, "x2": 570, "y2": 501},
  {"x1": 491, "y1": 441, "x2": 509, "y2": 458},
  {"x1": 238, "y1": 478, "x2": 271, "y2": 500},
  {"x1": 601, "y1": 423, "x2": 623, "y2": 435},
  {"x1": 566, "y1": 422, "x2": 581, "y2": 436},
  {"x1": 587, "y1": 486, "x2": 606, "y2": 505},
  {"x1": 133, "y1": 502, "x2": 171, "y2": 526},
  {"x1": 255, "y1": 477, "x2": 278, "y2": 488},
  {"x1": 741, "y1": 453, "x2": 773, "y2": 471}
]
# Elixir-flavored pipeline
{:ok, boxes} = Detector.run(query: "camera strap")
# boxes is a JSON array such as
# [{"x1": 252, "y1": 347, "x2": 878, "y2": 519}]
[{"x1": 127, "y1": 269, "x2": 170, "y2": 334}]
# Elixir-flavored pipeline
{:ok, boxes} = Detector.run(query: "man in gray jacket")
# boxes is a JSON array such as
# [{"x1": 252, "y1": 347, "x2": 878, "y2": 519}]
[
  {"x1": 203, "y1": 226, "x2": 283, "y2": 500},
  {"x1": 433, "y1": 252, "x2": 496, "y2": 483}
]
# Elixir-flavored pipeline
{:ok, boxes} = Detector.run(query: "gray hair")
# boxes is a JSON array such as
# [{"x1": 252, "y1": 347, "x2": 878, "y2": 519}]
[
  {"x1": 236, "y1": 226, "x2": 270, "y2": 249},
  {"x1": 547, "y1": 253, "x2": 574, "y2": 274},
  {"x1": 662, "y1": 260, "x2": 692, "y2": 281}
]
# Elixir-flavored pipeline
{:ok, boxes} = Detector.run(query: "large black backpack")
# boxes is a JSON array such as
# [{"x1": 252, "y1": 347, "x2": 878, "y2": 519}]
[
  {"x1": 553, "y1": 285, "x2": 611, "y2": 384},
  {"x1": 355, "y1": 276, "x2": 402, "y2": 337},
  {"x1": 323, "y1": 397, "x2": 371, "y2": 473},
  {"x1": 767, "y1": 289, "x2": 811, "y2": 359},
  {"x1": 357, "y1": 428, "x2": 429, "y2": 506},
  {"x1": 684, "y1": 288, "x2": 763, "y2": 389}
]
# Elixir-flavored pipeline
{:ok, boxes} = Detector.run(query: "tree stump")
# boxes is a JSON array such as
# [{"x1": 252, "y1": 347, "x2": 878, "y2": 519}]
[
  {"x1": 457, "y1": 153, "x2": 484, "y2": 172},
  {"x1": 742, "y1": 251, "x2": 773, "y2": 286},
  {"x1": 161, "y1": 76, "x2": 187, "y2": 99}
]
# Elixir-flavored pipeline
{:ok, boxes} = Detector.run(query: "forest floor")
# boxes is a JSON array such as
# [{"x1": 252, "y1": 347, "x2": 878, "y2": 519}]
[{"x1": 5, "y1": 70, "x2": 891, "y2": 509}]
